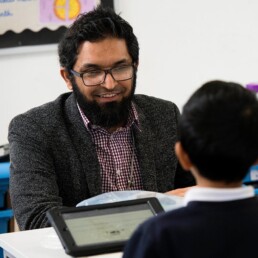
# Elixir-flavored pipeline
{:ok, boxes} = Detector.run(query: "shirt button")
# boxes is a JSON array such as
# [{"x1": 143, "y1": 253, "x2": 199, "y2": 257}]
[{"x1": 116, "y1": 169, "x2": 121, "y2": 175}]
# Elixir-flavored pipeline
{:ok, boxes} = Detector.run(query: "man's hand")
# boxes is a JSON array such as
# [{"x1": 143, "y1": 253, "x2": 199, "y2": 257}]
[{"x1": 165, "y1": 186, "x2": 194, "y2": 197}]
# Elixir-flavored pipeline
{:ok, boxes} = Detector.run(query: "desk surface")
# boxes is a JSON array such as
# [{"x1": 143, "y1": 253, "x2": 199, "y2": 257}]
[
  {"x1": 0, "y1": 193, "x2": 183, "y2": 257},
  {"x1": 0, "y1": 227, "x2": 122, "y2": 258}
]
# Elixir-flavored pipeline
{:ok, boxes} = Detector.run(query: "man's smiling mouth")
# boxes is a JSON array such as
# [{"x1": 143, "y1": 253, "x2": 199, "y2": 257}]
[
  {"x1": 98, "y1": 93, "x2": 118, "y2": 98},
  {"x1": 95, "y1": 90, "x2": 123, "y2": 98}
]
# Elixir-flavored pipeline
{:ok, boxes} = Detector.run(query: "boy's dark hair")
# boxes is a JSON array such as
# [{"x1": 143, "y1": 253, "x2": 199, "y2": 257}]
[
  {"x1": 179, "y1": 80, "x2": 258, "y2": 182},
  {"x1": 58, "y1": 5, "x2": 139, "y2": 71}
]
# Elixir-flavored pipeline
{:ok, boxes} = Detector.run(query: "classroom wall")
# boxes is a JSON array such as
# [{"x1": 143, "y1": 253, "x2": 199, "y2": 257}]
[
  {"x1": 0, "y1": 45, "x2": 65, "y2": 144},
  {"x1": 1, "y1": 0, "x2": 258, "y2": 144}
]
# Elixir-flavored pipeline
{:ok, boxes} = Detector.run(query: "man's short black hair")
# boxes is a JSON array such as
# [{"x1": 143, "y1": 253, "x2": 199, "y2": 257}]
[
  {"x1": 179, "y1": 80, "x2": 258, "y2": 182},
  {"x1": 58, "y1": 5, "x2": 139, "y2": 71}
]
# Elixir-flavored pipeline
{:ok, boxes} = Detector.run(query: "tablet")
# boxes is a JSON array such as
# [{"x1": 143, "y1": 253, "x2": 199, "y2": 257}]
[{"x1": 46, "y1": 197, "x2": 164, "y2": 257}]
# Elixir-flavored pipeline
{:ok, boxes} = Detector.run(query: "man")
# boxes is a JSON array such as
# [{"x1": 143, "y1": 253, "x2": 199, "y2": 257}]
[
  {"x1": 8, "y1": 6, "x2": 194, "y2": 230},
  {"x1": 123, "y1": 80, "x2": 258, "y2": 258}
]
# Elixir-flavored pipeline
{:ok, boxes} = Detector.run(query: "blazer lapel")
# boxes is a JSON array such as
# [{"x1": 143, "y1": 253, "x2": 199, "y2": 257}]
[
  {"x1": 134, "y1": 104, "x2": 158, "y2": 192},
  {"x1": 64, "y1": 94, "x2": 102, "y2": 196}
]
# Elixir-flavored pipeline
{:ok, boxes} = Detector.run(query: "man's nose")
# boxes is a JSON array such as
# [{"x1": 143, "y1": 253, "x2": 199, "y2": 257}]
[{"x1": 101, "y1": 72, "x2": 117, "y2": 89}]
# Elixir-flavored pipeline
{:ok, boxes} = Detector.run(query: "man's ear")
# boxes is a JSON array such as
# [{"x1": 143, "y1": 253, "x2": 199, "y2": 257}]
[
  {"x1": 133, "y1": 61, "x2": 139, "y2": 70},
  {"x1": 60, "y1": 68, "x2": 73, "y2": 91},
  {"x1": 175, "y1": 142, "x2": 193, "y2": 171}
]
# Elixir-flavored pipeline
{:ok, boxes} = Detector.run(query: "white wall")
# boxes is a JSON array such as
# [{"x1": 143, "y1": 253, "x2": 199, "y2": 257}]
[
  {"x1": 1, "y1": 0, "x2": 258, "y2": 144},
  {"x1": 115, "y1": 0, "x2": 258, "y2": 103},
  {"x1": 0, "y1": 45, "x2": 65, "y2": 144}
]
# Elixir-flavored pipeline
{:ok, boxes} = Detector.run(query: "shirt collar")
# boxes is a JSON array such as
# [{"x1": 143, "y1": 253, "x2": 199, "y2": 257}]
[
  {"x1": 77, "y1": 102, "x2": 141, "y2": 132},
  {"x1": 183, "y1": 186, "x2": 255, "y2": 206},
  {"x1": 129, "y1": 102, "x2": 141, "y2": 131}
]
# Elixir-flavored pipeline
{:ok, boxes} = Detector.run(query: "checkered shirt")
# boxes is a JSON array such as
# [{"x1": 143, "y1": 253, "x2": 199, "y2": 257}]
[{"x1": 78, "y1": 103, "x2": 143, "y2": 192}]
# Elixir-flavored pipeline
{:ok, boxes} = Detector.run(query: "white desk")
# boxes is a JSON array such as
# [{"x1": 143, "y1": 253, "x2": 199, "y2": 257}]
[
  {"x1": 0, "y1": 227, "x2": 122, "y2": 258},
  {"x1": 0, "y1": 193, "x2": 183, "y2": 257}
]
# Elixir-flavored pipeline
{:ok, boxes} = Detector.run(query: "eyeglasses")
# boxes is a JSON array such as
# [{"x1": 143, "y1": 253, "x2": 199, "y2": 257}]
[{"x1": 70, "y1": 64, "x2": 135, "y2": 87}]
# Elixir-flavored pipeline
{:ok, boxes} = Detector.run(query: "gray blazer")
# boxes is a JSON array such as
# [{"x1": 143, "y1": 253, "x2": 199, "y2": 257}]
[{"x1": 9, "y1": 93, "x2": 194, "y2": 230}]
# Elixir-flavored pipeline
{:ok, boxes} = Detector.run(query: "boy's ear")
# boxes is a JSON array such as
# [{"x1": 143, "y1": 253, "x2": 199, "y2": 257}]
[
  {"x1": 175, "y1": 142, "x2": 193, "y2": 171},
  {"x1": 60, "y1": 68, "x2": 73, "y2": 91}
]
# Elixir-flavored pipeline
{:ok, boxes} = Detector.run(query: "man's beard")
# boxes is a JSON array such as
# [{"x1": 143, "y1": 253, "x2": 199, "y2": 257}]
[{"x1": 72, "y1": 75, "x2": 136, "y2": 129}]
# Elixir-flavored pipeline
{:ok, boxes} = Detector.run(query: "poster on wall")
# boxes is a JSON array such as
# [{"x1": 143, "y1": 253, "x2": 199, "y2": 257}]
[{"x1": 0, "y1": 0, "x2": 113, "y2": 49}]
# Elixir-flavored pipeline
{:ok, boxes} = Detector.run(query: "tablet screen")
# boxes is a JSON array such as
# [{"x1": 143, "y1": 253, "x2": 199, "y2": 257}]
[
  {"x1": 47, "y1": 197, "x2": 164, "y2": 256},
  {"x1": 63, "y1": 203, "x2": 154, "y2": 246}
]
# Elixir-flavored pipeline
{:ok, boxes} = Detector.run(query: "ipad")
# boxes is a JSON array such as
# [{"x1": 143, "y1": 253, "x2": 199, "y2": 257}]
[{"x1": 46, "y1": 197, "x2": 164, "y2": 257}]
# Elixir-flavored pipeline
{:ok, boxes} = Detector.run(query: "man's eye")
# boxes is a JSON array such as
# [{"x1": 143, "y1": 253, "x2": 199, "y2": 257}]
[
  {"x1": 85, "y1": 70, "x2": 102, "y2": 77},
  {"x1": 113, "y1": 66, "x2": 129, "y2": 72}
]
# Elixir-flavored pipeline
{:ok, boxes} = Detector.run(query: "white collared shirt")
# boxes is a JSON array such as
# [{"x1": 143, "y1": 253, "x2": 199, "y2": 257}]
[{"x1": 183, "y1": 186, "x2": 255, "y2": 206}]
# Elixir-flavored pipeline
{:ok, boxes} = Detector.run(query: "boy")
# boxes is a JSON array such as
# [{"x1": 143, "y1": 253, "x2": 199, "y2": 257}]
[{"x1": 123, "y1": 80, "x2": 258, "y2": 258}]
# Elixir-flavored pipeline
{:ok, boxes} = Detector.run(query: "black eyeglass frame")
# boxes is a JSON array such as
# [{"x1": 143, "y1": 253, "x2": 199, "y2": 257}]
[{"x1": 70, "y1": 64, "x2": 135, "y2": 87}]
